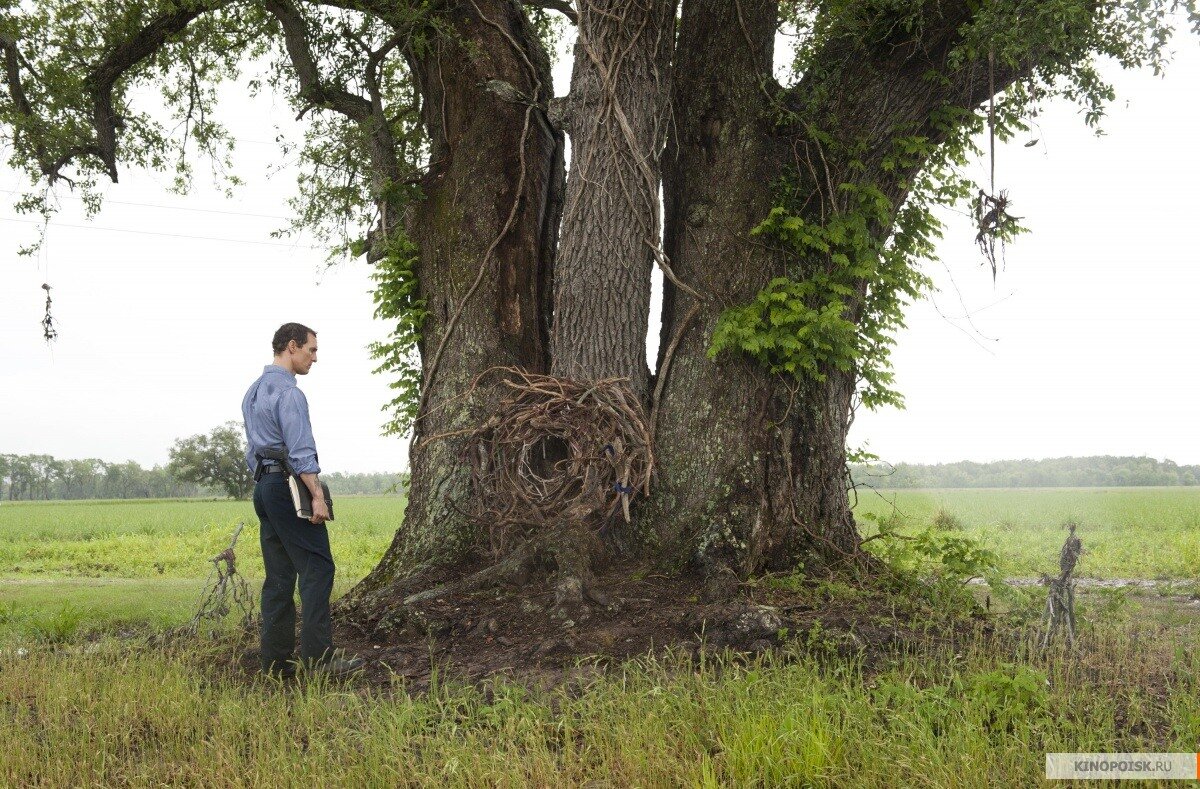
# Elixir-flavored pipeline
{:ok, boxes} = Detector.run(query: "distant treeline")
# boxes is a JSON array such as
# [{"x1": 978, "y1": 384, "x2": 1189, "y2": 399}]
[
  {"x1": 0, "y1": 453, "x2": 406, "y2": 501},
  {"x1": 851, "y1": 456, "x2": 1200, "y2": 488},
  {"x1": 322, "y1": 471, "x2": 408, "y2": 496}
]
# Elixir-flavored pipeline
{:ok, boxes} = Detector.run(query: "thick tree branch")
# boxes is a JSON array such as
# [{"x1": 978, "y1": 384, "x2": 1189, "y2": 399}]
[
  {"x1": 2, "y1": 4, "x2": 224, "y2": 184},
  {"x1": 264, "y1": 0, "x2": 373, "y2": 123},
  {"x1": 265, "y1": 0, "x2": 405, "y2": 233},
  {"x1": 784, "y1": 2, "x2": 1028, "y2": 153},
  {"x1": 523, "y1": 0, "x2": 578, "y2": 24}
]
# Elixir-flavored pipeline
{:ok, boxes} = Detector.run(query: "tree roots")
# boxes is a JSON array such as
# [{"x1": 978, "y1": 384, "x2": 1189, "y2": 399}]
[{"x1": 396, "y1": 522, "x2": 609, "y2": 620}]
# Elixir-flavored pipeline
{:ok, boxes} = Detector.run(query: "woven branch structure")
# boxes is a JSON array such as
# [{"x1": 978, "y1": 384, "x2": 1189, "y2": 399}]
[{"x1": 461, "y1": 368, "x2": 653, "y2": 552}]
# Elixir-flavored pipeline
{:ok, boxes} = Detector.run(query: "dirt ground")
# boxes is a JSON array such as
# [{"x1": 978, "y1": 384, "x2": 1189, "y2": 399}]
[{"x1": 232, "y1": 561, "x2": 980, "y2": 692}]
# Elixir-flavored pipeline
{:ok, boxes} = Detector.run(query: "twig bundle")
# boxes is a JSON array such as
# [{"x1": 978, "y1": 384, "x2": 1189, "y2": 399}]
[
  {"x1": 170, "y1": 522, "x2": 255, "y2": 641},
  {"x1": 462, "y1": 368, "x2": 652, "y2": 551},
  {"x1": 1040, "y1": 522, "x2": 1082, "y2": 649}
]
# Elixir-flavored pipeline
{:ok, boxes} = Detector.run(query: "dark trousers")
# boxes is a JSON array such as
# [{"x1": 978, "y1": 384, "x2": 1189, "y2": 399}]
[{"x1": 253, "y1": 474, "x2": 335, "y2": 672}]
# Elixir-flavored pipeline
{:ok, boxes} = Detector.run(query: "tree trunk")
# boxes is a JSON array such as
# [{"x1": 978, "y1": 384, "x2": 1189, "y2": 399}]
[
  {"x1": 642, "y1": 0, "x2": 856, "y2": 579},
  {"x1": 648, "y1": 0, "x2": 1014, "y2": 579},
  {"x1": 548, "y1": 0, "x2": 675, "y2": 396},
  {"x1": 350, "y1": 0, "x2": 1029, "y2": 610},
  {"x1": 347, "y1": 0, "x2": 564, "y2": 602}
]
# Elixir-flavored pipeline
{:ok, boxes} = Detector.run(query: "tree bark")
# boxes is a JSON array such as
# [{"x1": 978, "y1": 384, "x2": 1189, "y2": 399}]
[
  {"x1": 347, "y1": 0, "x2": 564, "y2": 602},
  {"x1": 548, "y1": 0, "x2": 675, "y2": 397},
  {"x1": 648, "y1": 0, "x2": 1023, "y2": 579},
  {"x1": 644, "y1": 0, "x2": 855, "y2": 578}
]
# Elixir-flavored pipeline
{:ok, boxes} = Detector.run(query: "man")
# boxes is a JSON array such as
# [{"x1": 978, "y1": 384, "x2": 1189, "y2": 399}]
[{"x1": 242, "y1": 322, "x2": 361, "y2": 678}]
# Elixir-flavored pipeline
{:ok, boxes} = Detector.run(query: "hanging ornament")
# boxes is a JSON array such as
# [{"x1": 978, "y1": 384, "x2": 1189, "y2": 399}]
[{"x1": 41, "y1": 283, "x2": 58, "y2": 342}]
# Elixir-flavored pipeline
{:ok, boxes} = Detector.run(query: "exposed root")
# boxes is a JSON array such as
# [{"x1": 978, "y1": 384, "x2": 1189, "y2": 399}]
[
  {"x1": 395, "y1": 521, "x2": 610, "y2": 617},
  {"x1": 402, "y1": 541, "x2": 539, "y2": 606},
  {"x1": 548, "y1": 524, "x2": 609, "y2": 609}
]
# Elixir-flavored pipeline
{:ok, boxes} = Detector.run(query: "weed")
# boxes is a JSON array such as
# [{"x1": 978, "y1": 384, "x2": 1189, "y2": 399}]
[{"x1": 932, "y1": 507, "x2": 964, "y2": 531}]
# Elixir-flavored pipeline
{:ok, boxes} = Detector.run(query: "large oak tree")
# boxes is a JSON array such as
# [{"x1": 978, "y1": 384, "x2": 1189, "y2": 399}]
[{"x1": 2, "y1": 0, "x2": 1193, "y2": 618}]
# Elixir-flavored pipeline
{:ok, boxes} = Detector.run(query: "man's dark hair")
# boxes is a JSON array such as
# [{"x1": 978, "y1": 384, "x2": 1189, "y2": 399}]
[{"x1": 272, "y1": 322, "x2": 316, "y2": 355}]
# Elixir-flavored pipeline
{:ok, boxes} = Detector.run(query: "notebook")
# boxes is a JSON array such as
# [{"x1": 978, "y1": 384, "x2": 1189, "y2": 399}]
[{"x1": 287, "y1": 476, "x2": 335, "y2": 521}]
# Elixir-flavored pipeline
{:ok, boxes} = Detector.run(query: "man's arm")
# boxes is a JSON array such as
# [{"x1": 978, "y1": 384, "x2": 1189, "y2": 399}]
[
  {"x1": 278, "y1": 388, "x2": 328, "y2": 523},
  {"x1": 299, "y1": 473, "x2": 330, "y2": 525}
]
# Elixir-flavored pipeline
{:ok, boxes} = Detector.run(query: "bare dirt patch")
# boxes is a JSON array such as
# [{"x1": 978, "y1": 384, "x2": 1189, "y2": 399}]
[{"x1": 232, "y1": 562, "x2": 959, "y2": 692}]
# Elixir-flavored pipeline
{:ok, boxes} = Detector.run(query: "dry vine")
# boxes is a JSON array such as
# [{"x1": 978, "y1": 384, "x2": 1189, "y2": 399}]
[{"x1": 463, "y1": 367, "x2": 652, "y2": 550}]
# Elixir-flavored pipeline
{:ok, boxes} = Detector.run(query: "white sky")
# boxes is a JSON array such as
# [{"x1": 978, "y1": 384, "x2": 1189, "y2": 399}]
[{"x1": 2, "y1": 32, "x2": 1198, "y2": 473}]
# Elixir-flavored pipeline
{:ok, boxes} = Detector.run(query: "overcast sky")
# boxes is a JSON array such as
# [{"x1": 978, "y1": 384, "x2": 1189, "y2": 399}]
[{"x1": 2, "y1": 33, "x2": 1197, "y2": 473}]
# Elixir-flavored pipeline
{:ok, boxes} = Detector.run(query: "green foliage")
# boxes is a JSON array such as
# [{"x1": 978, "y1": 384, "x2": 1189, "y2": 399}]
[
  {"x1": 0, "y1": 451, "x2": 404, "y2": 501},
  {"x1": 866, "y1": 518, "x2": 1002, "y2": 610},
  {"x1": 0, "y1": 452, "x2": 208, "y2": 500},
  {"x1": 0, "y1": 1, "x2": 271, "y2": 249},
  {"x1": 261, "y1": 4, "x2": 434, "y2": 257},
  {"x1": 367, "y1": 233, "x2": 426, "y2": 437},
  {"x1": 710, "y1": 178, "x2": 931, "y2": 409},
  {"x1": 720, "y1": 0, "x2": 1196, "y2": 412},
  {"x1": 963, "y1": 664, "x2": 1049, "y2": 734},
  {"x1": 166, "y1": 421, "x2": 253, "y2": 500}
]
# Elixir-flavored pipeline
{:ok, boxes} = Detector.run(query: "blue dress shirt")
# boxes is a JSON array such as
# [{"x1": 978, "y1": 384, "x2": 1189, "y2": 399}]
[{"x1": 241, "y1": 365, "x2": 321, "y2": 475}]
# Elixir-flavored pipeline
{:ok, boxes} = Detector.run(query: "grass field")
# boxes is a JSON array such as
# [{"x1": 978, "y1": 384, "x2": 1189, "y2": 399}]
[
  {"x1": 0, "y1": 496, "x2": 404, "y2": 642},
  {"x1": 853, "y1": 487, "x2": 1200, "y2": 580},
  {"x1": 3, "y1": 622, "x2": 1197, "y2": 787},
  {"x1": 1, "y1": 487, "x2": 1198, "y2": 642},
  {"x1": 1, "y1": 490, "x2": 1198, "y2": 785},
  {"x1": 0, "y1": 496, "x2": 406, "y2": 580}
]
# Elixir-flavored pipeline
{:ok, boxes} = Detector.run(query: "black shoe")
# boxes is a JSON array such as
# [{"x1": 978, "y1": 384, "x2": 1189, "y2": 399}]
[
  {"x1": 262, "y1": 664, "x2": 296, "y2": 680},
  {"x1": 310, "y1": 655, "x2": 365, "y2": 677}
]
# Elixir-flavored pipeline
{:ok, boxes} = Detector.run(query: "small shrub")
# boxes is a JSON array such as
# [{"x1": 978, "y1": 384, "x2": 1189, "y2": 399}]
[
  {"x1": 964, "y1": 663, "x2": 1049, "y2": 734},
  {"x1": 931, "y1": 507, "x2": 963, "y2": 531},
  {"x1": 29, "y1": 603, "x2": 86, "y2": 644}
]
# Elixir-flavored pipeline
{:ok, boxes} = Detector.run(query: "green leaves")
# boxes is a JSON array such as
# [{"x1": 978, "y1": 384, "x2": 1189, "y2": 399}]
[
  {"x1": 367, "y1": 233, "x2": 425, "y2": 438},
  {"x1": 710, "y1": 277, "x2": 858, "y2": 380},
  {"x1": 710, "y1": 179, "x2": 927, "y2": 410},
  {"x1": 166, "y1": 420, "x2": 254, "y2": 500}
]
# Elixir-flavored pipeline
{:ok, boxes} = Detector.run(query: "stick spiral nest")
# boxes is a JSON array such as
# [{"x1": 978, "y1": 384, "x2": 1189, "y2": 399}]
[{"x1": 462, "y1": 368, "x2": 653, "y2": 549}]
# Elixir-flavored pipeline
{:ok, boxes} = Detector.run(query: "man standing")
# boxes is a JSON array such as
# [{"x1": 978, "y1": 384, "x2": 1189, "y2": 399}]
[{"x1": 242, "y1": 322, "x2": 361, "y2": 677}]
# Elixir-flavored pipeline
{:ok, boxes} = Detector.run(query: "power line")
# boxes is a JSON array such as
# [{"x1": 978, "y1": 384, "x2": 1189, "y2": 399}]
[
  {"x1": 0, "y1": 188, "x2": 292, "y2": 220},
  {"x1": 0, "y1": 216, "x2": 328, "y2": 250}
]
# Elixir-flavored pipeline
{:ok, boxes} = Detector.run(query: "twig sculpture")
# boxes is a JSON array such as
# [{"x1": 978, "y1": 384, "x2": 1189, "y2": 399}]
[
  {"x1": 172, "y1": 522, "x2": 256, "y2": 639},
  {"x1": 1040, "y1": 522, "x2": 1082, "y2": 648}
]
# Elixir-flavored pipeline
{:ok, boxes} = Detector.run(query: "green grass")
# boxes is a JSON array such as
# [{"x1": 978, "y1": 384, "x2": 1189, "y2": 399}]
[
  {"x1": 853, "y1": 487, "x2": 1200, "y2": 579},
  {"x1": 1, "y1": 618, "x2": 1197, "y2": 787},
  {"x1": 0, "y1": 496, "x2": 403, "y2": 641},
  {"x1": 0, "y1": 579, "x2": 204, "y2": 642},
  {"x1": 2, "y1": 492, "x2": 1199, "y2": 784},
  {"x1": 0, "y1": 495, "x2": 403, "y2": 581}
]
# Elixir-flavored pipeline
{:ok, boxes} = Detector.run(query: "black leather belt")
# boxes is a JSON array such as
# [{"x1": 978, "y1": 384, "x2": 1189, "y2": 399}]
[{"x1": 260, "y1": 465, "x2": 286, "y2": 475}]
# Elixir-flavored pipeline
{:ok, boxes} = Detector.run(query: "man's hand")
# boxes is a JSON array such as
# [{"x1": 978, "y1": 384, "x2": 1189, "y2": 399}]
[{"x1": 299, "y1": 472, "x2": 329, "y2": 525}]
